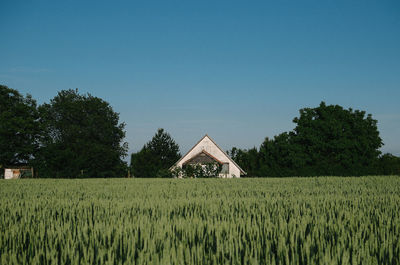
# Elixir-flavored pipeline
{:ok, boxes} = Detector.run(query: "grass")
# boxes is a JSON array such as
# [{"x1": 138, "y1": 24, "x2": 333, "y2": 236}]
[{"x1": 1, "y1": 176, "x2": 399, "y2": 264}]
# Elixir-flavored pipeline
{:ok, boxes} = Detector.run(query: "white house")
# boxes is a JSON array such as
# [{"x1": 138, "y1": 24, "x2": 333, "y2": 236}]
[{"x1": 171, "y1": 135, "x2": 246, "y2": 178}]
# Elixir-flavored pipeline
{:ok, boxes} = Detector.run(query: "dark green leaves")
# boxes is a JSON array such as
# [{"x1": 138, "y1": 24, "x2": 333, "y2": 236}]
[
  {"x1": 231, "y1": 102, "x2": 386, "y2": 177},
  {"x1": 289, "y1": 102, "x2": 383, "y2": 176},
  {"x1": 130, "y1": 129, "x2": 181, "y2": 178},
  {"x1": 0, "y1": 85, "x2": 39, "y2": 167},
  {"x1": 35, "y1": 89, "x2": 128, "y2": 178}
]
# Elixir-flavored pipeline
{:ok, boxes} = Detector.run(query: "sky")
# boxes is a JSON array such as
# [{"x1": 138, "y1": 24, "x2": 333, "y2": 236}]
[{"x1": 1, "y1": 0, "x2": 399, "y2": 158}]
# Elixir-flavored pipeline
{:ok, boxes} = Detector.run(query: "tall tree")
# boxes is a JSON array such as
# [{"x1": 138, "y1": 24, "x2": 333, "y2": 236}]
[
  {"x1": 291, "y1": 102, "x2": 382, "y2": 175},
  {"x1": 228, "y1": 147, "x2": 260, "y2": 177},
  {"x1": 131, "y1": 128, "x2": 180, "y2": 177},
  {"x1": 35, "y1": 89, "x2": 128, "y2": 178},
  {"x1": 258, "y1": 133, "x2": 307, "y2": 177},
  {"x1": 0, "y1": 85, "x2": 39, "y2": 168},
  {"x1": 257, "y1": 102, "x2": 383, "y2": 176}
]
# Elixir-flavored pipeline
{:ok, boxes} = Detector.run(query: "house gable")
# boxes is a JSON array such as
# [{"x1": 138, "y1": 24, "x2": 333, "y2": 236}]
[
  {"x1": 183, "y1": 150, "x2": 224, "y2": 166},
  {"x1": 171, "y1": 135, "x2": 246, "y2": 177}
]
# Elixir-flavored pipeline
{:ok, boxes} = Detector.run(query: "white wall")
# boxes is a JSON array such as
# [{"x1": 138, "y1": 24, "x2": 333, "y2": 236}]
[
  {"x1": 5, "y1": 169, "x2": 14, "y2": 179},
  {"x1": 176, "y1": 136, "x2": 241, "y2": 178}
]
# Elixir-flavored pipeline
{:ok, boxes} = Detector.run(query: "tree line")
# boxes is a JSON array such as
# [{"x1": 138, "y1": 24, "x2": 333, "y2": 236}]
[
  {"x1": 1, "y1": 84, "x2": 399, "y2": 178},
  {"x1": 1, "y1": 85, "x2": 127, "y2": 178},
  {"x1": 227, "y1": 102, "x2": 400, "y2": 177},
  {"x1": 130, "y1": 102, "x2": 400, "y2": 177}
]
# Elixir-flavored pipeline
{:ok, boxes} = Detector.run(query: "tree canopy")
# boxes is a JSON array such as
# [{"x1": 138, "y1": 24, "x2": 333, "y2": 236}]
[
  {"x1": 0, "y1": 85, "x2": 39, "y2": 168},
  {"x1": 232, "y1": 102, "x2": 387, "y2": 177},
  {"x1": 1, "y1": 85, "x2": 398, "y2": 178},
  {"x1": 131, "y1": 129, "x2": 181, "y2": 177},
  {"x1": 34, "y1": 89, "x2": 128, "y2": 178},
  {"x1": 290, "y1": 102, "x2": 382, "y2": 175},
  {"x1": 376, "y1": 153, "x2": 400, "y2": 175}
]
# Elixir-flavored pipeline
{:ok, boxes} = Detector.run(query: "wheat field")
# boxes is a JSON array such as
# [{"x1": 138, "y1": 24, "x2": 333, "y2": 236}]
[{"x1": 1, "y1": 176, "x2": 399, "y2": 264}]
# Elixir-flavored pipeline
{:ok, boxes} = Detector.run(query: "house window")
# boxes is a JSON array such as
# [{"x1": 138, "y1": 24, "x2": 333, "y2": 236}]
[{"x1": 221, "y1": 163, "x2": 229, "y2": 174}]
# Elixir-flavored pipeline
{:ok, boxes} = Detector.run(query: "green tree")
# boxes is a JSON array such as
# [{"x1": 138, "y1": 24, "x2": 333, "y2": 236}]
[
  {"x1": 257, "y1": 102, "x2": 383, "y2": 177},
  {"x1": 131, "y1": 128, "x2": 180, "y2": 177},
  {"x1": 258, "y1": 133, "x2": 306, "y2": 177},
  {"x1": 35, "y1": 89, "x2": 128, "y2": 178},
  {"x1": 174, "y1": 163, "x2": 222, "y2": 178},
  {"x1": 228, "y1": 147, "x2": 260, "y2": 177},
  {"x1": 291, "y1": 102, "x2": 382, "y2": 176},
  {"x1": 376, "y1": 153, "x2": 400, "y2": 175},
  {"x1": 0, "y1": 85, "x2": 39, "y2": 169}
]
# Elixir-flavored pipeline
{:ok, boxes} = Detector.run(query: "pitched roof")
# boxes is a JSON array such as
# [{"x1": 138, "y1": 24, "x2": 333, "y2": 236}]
[
  {"x1": 171, "y1": 134, "x2": 247, "y2": 175},
  {"x1": 183, "y1": 150, "x2": 225, "y2": 165}
]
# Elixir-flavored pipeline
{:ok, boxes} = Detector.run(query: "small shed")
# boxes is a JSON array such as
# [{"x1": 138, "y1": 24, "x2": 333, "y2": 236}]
[
  {"x1": 3, "y1": 166, "x2": 33, "y2": 179},
  {"x1": 171, "y1": 134, "x2": 246, "y2": 178}
]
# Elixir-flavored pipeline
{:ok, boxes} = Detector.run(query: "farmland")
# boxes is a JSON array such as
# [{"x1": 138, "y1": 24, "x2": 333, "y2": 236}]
[{"x1": 1, "y1": 177, "x2": 399, "y2": 264}]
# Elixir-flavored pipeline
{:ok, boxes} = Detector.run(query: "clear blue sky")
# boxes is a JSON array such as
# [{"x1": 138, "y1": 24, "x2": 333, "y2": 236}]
[{"x1": 1, "y1": 0, "x2": 399, "y2": 157}]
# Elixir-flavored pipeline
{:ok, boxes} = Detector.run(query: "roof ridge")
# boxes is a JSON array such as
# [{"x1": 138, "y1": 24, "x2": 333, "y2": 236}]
[
  {"x1": 170, "y1": 134, "x2": 208, "y2": 169},
  {"x1": 204, "y1": 135, "x2": 246, "y2": 175},
  {"x1": 183, "y1": 149, "x2": 224, "y2": 165}
]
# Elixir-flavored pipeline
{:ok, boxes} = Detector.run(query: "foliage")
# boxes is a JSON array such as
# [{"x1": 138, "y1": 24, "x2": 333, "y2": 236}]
[
  {"x1": 290, "y1": 102, "x2": 382, "y2": 176},
  {"x1": 171, "y1": 163, "x2": 222, "y2": 178},
  {"x1": 130, "y1": 128, "x2": 180, "y2": 177},
  {"x1": 202, "y1": 163, "x2": 223, "y2": 178},
  {"x1": 2, "y1": 85, "x2": 396, "y2": 178},
  {"x1": 0, "y1": 85, "x2": 39, "y2": 168},
  {"x1": 232, "y1": 102, "x2": 385, "y2": 177},
  {"x1": 258, "y1": 133, "x2": 303, "y2": 177},
  {"x1": 1, "y1": 177, "x2": 399, "y2": 264},
  {"x1": 34, "y1": 89, "x2": 128, "y2": 178},
  {"x1": 375, "y1": 153, "x2": 400, "y2": 175},
  {"x1": 228, "y1": 147, "x2": 260, "y2": 176}
]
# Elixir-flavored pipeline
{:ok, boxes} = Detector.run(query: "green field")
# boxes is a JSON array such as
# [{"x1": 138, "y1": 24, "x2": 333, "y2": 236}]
[{"x1": 1, "y1": 177, "x2": 399, "y2": 265}]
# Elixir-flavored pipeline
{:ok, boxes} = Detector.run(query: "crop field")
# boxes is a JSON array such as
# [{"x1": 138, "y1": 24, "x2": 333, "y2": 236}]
[{"x1": 0, "y1": 177, "x2": 399, "y2": 265}]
